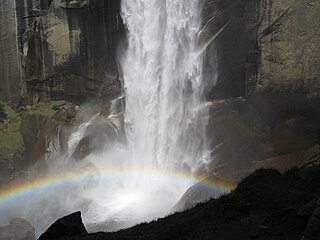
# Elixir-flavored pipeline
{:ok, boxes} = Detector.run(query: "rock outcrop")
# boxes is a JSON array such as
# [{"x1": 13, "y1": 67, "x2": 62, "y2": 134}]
[{"x1": 38, "y1": 212, "x2": 87, "y2": 240}]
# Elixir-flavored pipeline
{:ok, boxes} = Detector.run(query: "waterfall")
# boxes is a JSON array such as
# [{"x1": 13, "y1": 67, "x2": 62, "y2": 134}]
[
  {"x1": 84, "y1": 0, "x2": 210, "y2": 229},
  {"x1": 0, "y1": 0, "x2": 211, "y2": 235},
  {"x1": 121, "y1": 0, "x2": 208, "y2": 173}
]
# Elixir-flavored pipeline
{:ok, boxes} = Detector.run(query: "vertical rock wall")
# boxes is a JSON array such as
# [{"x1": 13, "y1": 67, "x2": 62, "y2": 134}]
[
  {"x1": 202, "y1": 0, "x2": 260, "y2": 99},
  {"x1": 257, "y1": 0, "x2": 320, "y2": 93},
  {"x1": 0, "y1": 0, "x2": 123, "y2": 104},
  {"x1": 248, "y1": 0, "x2": 320, "y2": 124},
  {"x1": 0, "y1": 0, "x2": 23, "y2": 102},
  {"x1": 199, "y1": 0, "x2": 320, "y2": 135}
]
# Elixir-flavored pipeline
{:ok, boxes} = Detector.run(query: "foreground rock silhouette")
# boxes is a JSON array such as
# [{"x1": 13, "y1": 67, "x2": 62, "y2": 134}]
[
  {"x1": 38, "y1": 212, "x2": 87, "y2": 240},
  {"x1": 64, "y1": 165, "x2": 320, "y2": 240}
]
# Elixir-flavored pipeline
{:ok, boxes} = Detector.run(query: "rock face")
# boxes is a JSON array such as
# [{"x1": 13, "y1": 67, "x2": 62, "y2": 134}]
[
  {"x1": 202, "y1": 0, "x2": 320, "y2": 181},
  {"x1": 0, "y1": 1, "x2": 23, "y2": 102},
  {"x1": 0, "y1": 0, "x2": 123, "y2": 104},
  {"x1": 202, "y1": 0, "x2": 320, "y2": 100},
  {"x1": 247, "y1": 0, "x2": 320, "y2": 128},
  {"x1": 257, "y1": 0, "x2": 320, "y2": 94},
  {"x1": 202, "y1": 0, "x2": 260, "y2": 99}
]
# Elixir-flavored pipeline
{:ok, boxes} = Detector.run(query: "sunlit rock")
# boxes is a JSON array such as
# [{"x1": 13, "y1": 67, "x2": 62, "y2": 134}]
[
  {"x1": 60, "y1": 0, "x2": 87, "y2": 9},
  {"x1": 251, "y1": 145, "x2": 320, "y2": 174}
]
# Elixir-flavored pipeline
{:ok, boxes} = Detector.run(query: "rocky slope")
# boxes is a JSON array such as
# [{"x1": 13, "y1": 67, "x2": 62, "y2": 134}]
[{"x1": 37, "y1": 165, "x2": 320, "y2": 240}]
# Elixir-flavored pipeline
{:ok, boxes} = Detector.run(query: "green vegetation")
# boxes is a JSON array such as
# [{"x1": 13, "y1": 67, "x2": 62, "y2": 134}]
[
  {"x1": 0, "y1": 101, "x2": 23, "y2": 150},
  {"x1": 0, "y1": 100, "x2": 70, "y2": 151},
  {"x1": 27, "y1": 100, "x2": 67, "y2": 117}
]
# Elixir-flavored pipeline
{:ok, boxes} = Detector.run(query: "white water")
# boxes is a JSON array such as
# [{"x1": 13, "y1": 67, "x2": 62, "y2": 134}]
[
  {"x1": 121, "y1": 0, "x2": 208, "y2": 173},
  {"x1": 0, "y1": 0, "x2": 212, "y2": 235},
  {"x1": 82, "y1": 0, "x2": 209, "y2": 228}
]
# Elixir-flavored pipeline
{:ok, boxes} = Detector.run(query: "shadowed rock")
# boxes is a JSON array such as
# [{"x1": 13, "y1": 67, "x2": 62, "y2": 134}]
[
  {"x1": 38, "y1": 212, "x2": 87, "y2": 240},
  {"x1": 174, "y1": 175, "x2": 236, "y2": 212},
  {"x1": 302, "y1": 198, "x2": 320, "y2": 240}
]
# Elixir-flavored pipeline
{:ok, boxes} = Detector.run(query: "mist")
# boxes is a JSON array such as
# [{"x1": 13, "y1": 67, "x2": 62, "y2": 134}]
[{"x1": 0, "y1": 0, "x2": 218, "y2": 236}]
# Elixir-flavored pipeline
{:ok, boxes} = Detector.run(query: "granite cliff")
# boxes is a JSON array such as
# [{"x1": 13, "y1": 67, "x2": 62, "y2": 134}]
[{"x1": 0, "y1": 0, "x2": 123, "y2": 104}]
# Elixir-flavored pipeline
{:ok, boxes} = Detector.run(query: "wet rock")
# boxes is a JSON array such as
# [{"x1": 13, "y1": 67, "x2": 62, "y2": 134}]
[
  {"x1": 202, "y1": 0, "x2": 260, "y2": 99},
  {"x1": 21, "y1": 0, "x2": 123, "y2": 104},
  {"x1": 174, "y1": 175, "x2": 235, "y2": 212},
  {"x1": 38, "y1": 212, "x2": 87, "y2": 240},
  {"x1": 0, "y1": 218, "x2": 36, "y2": 240},
  {"x1": 1, "y1": 0, "x2": 123, "y2": 103},
  {"x1": 70, "y1": 117, "x2": 120, "y2": 161}
]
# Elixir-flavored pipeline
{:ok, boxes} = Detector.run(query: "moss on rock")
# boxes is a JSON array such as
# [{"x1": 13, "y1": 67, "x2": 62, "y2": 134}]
[{"x1": 0, "y1": 101, "x2": 23, "y2": 151}]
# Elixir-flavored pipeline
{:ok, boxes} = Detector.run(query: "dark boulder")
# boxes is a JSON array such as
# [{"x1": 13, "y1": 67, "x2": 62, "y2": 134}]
[
  {"x1": 38, "y1": 212, "x2": 87, "y2": 240},
  {"x1": 70, "y1": 117, "x2": 120, "y2": 161}
]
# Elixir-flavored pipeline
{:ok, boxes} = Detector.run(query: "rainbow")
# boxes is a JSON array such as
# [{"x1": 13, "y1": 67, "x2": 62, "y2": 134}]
[{"x1": 0, "y1": 167, "x2": 236, "y2": 207}]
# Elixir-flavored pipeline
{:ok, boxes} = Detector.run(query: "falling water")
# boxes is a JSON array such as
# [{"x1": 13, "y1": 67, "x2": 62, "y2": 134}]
[
  {"x1": 0, "y1": 0, "x2": 211, "y2": 235},
  {"x1": 121, "y1": 0, "x2": 208, "y2": 174},
  {"x1": 83, "y1": 0, "x2": 209, "y2": 227}
]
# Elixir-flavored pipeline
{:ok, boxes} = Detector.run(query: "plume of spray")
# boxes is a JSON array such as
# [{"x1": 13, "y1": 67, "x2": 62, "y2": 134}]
[{"x1": 0, "y1": 0, "x2": 217, "y2": 236}]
